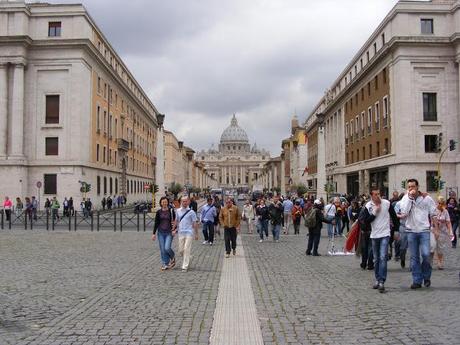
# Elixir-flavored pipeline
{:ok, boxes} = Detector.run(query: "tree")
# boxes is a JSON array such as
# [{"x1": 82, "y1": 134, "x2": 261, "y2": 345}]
[
  {"x1": 169, "y1": 182, "x2": 183, "y2": 199},
  {"x1": 292, "y1": 183, "x2": 308, "y2": 197}
]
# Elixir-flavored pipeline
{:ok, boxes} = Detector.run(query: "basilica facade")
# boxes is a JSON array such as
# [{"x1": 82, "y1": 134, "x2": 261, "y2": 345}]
[{"x1": 196, "y1": 115, "x2": 270, "y2": 189}]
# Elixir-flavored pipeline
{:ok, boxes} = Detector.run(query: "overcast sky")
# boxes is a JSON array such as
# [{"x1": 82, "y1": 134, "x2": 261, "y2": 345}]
[{"x1": 49, "y1": 0, "x2": 398, "y2": 156}]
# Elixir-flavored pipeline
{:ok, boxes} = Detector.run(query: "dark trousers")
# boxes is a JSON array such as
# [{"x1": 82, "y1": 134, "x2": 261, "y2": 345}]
[
  {"x1": 5, "y1": 209, "x2": 11, "y2": 221},
  {"x1": 202, "y1": 221, "x2": 215, "y2": 243},
  {"x1": 307, "y1": 230, "x2": 321, "y2": 254},
  {"x1": 361, "y1": 232, "x2": 374, "y2": 268},
  {"x1": 341, "y1": 217, "x2": 349, "y2": 233},
  {"x1": 224, "y1": 227, "x2": 237, "y2": 254},
  {"x1": 293, "y1": 217, "x2": 301, "y2": 234}
]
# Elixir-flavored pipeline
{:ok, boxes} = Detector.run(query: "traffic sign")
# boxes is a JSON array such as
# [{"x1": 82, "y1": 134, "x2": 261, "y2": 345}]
[{"x1": 36, "y1": 181, "x2": 42, "y2": 188}]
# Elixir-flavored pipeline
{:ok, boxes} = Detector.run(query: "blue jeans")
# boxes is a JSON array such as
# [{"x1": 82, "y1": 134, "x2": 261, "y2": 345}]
[
  {"x1": 271, "y1": 223, "x2": 281, "y2": 240},
  {"x1": 335, "y1": 216, "x2": 342, "y2": 235},
  {"x1": 202, "y1": 221, "x2": 215, "y2": 243},
  {"x1": 407, "y1": 231, "x2": 431, "y2": 284},
  {"x1": 326, "y1": 216, "x2": 335, "y2": 238},
  {"x1": 157, "y1": 231, "x2": 175, "y2": 266},
  {"x1": 258, "y1": 219, "x2": 269, "y2": 239},
  {"x1": 371, "y1": 236, "x2": 389, "y2": 283}
]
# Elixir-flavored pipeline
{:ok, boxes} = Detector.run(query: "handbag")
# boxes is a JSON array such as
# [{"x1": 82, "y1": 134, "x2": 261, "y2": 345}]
[{"x1": 430, "y1": 231, "x2": 437, "y2": 253}]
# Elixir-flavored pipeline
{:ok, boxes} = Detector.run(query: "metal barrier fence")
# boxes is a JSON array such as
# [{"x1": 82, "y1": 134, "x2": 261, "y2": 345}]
[{"x1": 0, "y1": 209, "x2": 155, "y2": 232}]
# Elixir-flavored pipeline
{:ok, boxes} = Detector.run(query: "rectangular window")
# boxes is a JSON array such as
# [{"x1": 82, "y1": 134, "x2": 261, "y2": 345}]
[
  {"x1": 350, "y1": 119, "x2": 354, "y2": 143},
  {"x1": 366, "y1": 51, "x2": 370, "y2": 62},
  {"x1": 426, "y1": 171, "x2": 438, "y2": 192},
  {"x1": 383, "y1": 96, "x2": 389, "y2": 127},
  {"x1": 45, "y1": 95, "x2": 60, "y2": 124},
  {"x1": 96, "y1": 144, "x2": 100, "y2": 161},
  {"x1": 384, "y1": 138, "x2": 389, "y2": 155},
  {"x1": 421, "y1": 19, "x2": 434, "y2": 34},
  {"x1": 367, "y1": 107, "x2": 372, "y2": 135},
  {"x1": 96, "y1": 106, "x2": 101, "y2": 132},
  {"x1": 351, "y1": 151, "x2": 354, "y2": 163},
  {"x1": 425, "y1": 135, "x2": 438, "y2": 153},
  {"x1": 360, "y1": 112, "x2": 365, "y2": 138},
  {"x1": 381, "y1": 33, "x2": 385, "y2": 45},
  {"x1": 103, "y1": 146, "x2": 106, "y2": 163},
  {"x1": 376, "y1": 141, "x2": 380, "y2": 157},
  {"x1": 97, "y1": 176, "x2": 101, "y2": 195},
  {"x1": 374, "y1": 75, "x2": 379, "y2": 90},
  {"x1": 103, "y1": 111, "x2": 107, "y2": 134},
  {"x1": 45, "y1": 137, "x2": 58, "y2": 156},
  {"x1": 48, "y1": 22, "x2": 61, "y2": 37},
  {"x1": 97, "y1": 77, "x2": 101, "y2": 93},
  {"x1": 355, "y1": 116, "x2": 359, "y2": 139},
  {"x1": 382, "y1": 68, "x2": 387, "y2": 84},
  {"x1": 373, "y1": 42, "x2": 377, "y2": 54},
  {"x1": 369, "y1": 144, "x2": 372, "y2": 159},
  {"x1": 115, "y1": 118, "x2": 118, "y2": 139},
  {"x1": 375, "y1": 102, "x2": 380, "y2": 131},
  {"x1": 423, "y1": 93, "x2": 437, "y2": 121},
  {"x1": 44, "y1": 174, "x2": 57, "y2": 195},
  {"x1": 345, "y1": 122, "x2": 349, "y2": 145},
  {"x1": 363, "y1": 146, "x2": 366, "y2": 160}
]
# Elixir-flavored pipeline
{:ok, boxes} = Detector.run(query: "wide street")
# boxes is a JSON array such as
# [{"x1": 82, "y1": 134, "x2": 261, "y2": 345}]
[{"x1": 1, "y1": 221, "x2": 460, "y2": 345}]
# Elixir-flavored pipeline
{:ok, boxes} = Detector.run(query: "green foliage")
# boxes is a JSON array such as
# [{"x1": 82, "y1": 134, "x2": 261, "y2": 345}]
[
  {"x1": 292, "y1": 183, "x2": 308, "y2": 197},
  {"x1": 169, "y1": 182, "x2": 183, "y2": 198}
]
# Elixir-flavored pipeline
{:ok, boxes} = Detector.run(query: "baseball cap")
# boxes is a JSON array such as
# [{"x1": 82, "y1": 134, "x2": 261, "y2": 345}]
[{"x1": 314, "y1": 199, "x2": 321, "y2": 205}]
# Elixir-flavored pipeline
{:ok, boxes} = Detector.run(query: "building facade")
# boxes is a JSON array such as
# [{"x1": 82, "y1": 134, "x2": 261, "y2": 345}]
[
  {"x1": 304, "y1": 0, "x2": 460, "y2": 199},
  {"x1": 196, "y1": 115, "x2": 270, "y2": 190},
  {"x1": 0, "y1": 1, "x2": 161, "y2": 205}
]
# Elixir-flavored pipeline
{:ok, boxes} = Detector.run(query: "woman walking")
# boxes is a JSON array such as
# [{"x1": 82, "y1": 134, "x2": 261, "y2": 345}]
[
  {"x1": 152, "y1": 196, "x2": 177, "y2": 271},
  {"x1": 242, "y1": 200, "x2": 255, "y2": 234},
  {"x1": 432, "y1": 197, "x2": 454, "y2": 270},
  {"x1": 255, "y1": 199, "x2": 270, "y2": 242}
]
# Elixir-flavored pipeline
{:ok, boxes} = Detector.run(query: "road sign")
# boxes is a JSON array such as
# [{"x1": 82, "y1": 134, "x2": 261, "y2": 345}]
[{"x1": 36, "y1": 181, "x2": 42, "y2": 188}]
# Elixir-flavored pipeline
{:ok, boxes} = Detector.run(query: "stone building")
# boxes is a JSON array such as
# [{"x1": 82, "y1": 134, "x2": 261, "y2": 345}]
[
  {"x1": 304, "y1": 0, "x2": 460, "y2": 199},
  {"x1": 196, "y1": 115, "x2": 270, "y2": 190},
  {"x1": 0, "y1": 0, "x2": 162, "y2": 205}
]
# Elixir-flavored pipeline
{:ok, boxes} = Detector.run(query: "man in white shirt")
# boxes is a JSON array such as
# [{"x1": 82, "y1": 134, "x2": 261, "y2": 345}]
[
  {"x1": 324, "y1": 200, "x2": 336, "y2": 239},
  {"x1": 176, "y1": 196, "x2": 199, "y2": 272},
  {"x1": 359, "y1": 187, "x2": 397, "y2": 293},
  {"x1": 399, "y1": 178, "x2": 437, "y2": 289}
]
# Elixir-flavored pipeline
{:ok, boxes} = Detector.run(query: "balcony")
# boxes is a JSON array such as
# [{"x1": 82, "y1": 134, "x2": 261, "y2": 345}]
[{"x1": 117, "y1": 138, "x2": 129, "y2": 152}]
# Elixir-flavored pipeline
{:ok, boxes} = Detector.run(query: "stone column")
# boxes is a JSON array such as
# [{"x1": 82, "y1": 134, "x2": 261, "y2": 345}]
[
  {"x1": 280, "y1": 158, "x2": 286, "y2": 196},
  {"x1": 155, "y1": 127, "x2": 165, "y2": 207},
  {"x1": 316, "y1": 126, "x2": 327, "y2": 201},
  {"x1": 10, "y1": 63, "x2": 25, "y2": 158},
  {"x1": 0, "y1": 64, "x2": 7, "y2": 158}
]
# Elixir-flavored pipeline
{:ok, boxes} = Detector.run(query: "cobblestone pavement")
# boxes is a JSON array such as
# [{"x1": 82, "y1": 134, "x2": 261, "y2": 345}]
[
  {"x1": 2, "y1": 223, "x2": 460, "y2": 345},
  {"x1": 1, "y1": 229, "x2": 223, "y2": 345},
  {"x1": 244, "y1": 226, "x2": 460, "y2": 345}
]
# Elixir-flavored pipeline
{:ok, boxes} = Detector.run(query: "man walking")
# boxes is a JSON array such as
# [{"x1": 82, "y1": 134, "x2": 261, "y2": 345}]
[
  {"x1": 176, "y1": 196, "x2": 199, "y2": 272},
  {"x1": 282, "y1": 197, "x2": 294, "y2": 234},
  {"x1": 31, "y1": 196, "x2": 38, "y2": 220},
  {"x1": 359, "y1": 187, "x2": 398, "y2": 293},
  {"x1": 399, "y1": 178, "x2": 437, "y2": 289},
  {"x1": 201, "y1": 197, "x2": 217, "y2": 245},
  {"x1": 306, "y1": 199, "x2": 333, "y2": 256},
  {"x1": 219, "y1": 197, "x2": 240, "y2": 258},
  {"x1": 269, "y1": 195, "x2": 284, "y2": 242},
  {"x1": 51, "y1": 196, "x2": 60, "y2": 221}
]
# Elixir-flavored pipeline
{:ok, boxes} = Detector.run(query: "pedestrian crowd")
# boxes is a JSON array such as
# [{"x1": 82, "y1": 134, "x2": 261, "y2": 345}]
[
  {"x1": 2, "y1": 194, "x2": 127, "y2": 221},
  {"x1": 150, "y1": 178, "x2": 459, "y2": 293}
]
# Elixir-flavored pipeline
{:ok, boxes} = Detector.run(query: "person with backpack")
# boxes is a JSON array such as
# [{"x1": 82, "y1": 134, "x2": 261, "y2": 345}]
[
  {"x1": 268, "y1": 195, "x2": 284, "y2": 242},
  {"x1": 305, "y1": 199, "x2": 333, "y2": 256},
  {"x1": 256, "y1": 198, "x2": 270, "y2": 242},
  {"x1": 152, "y1": 196, "x2": 177, "y2": 271},
  {"x1": 291, "y1": 200, "x2": 303, "y2": 235}
]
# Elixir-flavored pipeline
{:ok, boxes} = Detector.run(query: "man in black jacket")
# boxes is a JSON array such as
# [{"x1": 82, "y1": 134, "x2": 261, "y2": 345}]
[{"x1": 306, "y1": 199, "x2": 333, "y2": 256}]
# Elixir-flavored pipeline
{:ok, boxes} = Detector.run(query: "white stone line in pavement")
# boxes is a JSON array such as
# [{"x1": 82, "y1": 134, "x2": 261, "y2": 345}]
[{"x1": 210, "y1": 236, "x2": 264, "y2": 345}]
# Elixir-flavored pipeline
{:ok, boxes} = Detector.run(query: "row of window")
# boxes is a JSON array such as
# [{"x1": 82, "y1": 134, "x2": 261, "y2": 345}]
[
  {"x1": 345, "y1": 96, "x2": 389, "y2": 145},
  {"x1": 345, "y1": 69, "x2": 387, "y2": 113},
  {"x1": 41, "y1": 173, "x2": 152, "y2": 196},
  {"x1": 346, "y1": 138, "x2": 390, "y2": 165},
  {"x1": 326, "y1": 18, "x2": 434, "y2": 107}
]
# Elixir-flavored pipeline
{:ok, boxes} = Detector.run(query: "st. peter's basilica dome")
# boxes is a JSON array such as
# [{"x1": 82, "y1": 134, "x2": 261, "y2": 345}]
[{"x1": 220, "y1": 114, "x2": 249, "y2": 143}]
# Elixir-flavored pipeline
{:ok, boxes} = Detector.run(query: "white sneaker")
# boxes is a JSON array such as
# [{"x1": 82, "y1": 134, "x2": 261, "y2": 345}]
[
  {"x1": 202, "y1": 241, "x2": 208, "y2": 245},
  {"x1": 259, "y1": 239, "x2": 263, "y2": 243}
]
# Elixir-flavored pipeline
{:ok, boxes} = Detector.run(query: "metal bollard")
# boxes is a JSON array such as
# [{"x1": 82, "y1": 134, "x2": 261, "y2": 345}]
[
  {"x1": 24, "y1": 213, "x2": 27, "y2": 230},
  {"x1": 120, "y1": 211, "x2": 123, "y2": 232},
  {"x1": 1, "y1": 210, "x2": 3, "y2": 230},
  {"x1": 143, "y1": 212, "x2": 146, "y2": 232},
  {"x1": 46, "y1": 211, "x2": 49, "y2": 231},
  {"x1": 96, "y1": 211, "x2": 100, "y2": 231},
  {"x1": 114, "y1": 211, "x2": 117, "y2": 232},
  {"x1": 68, "y1": 213, "x2": 71, "y2": 231},
  {"x1": 52, "y1": 214, "x2": 55, "y2": 231},
  {"x1": 137, "y1": 212, "x2": 140, "y2": 232}
]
